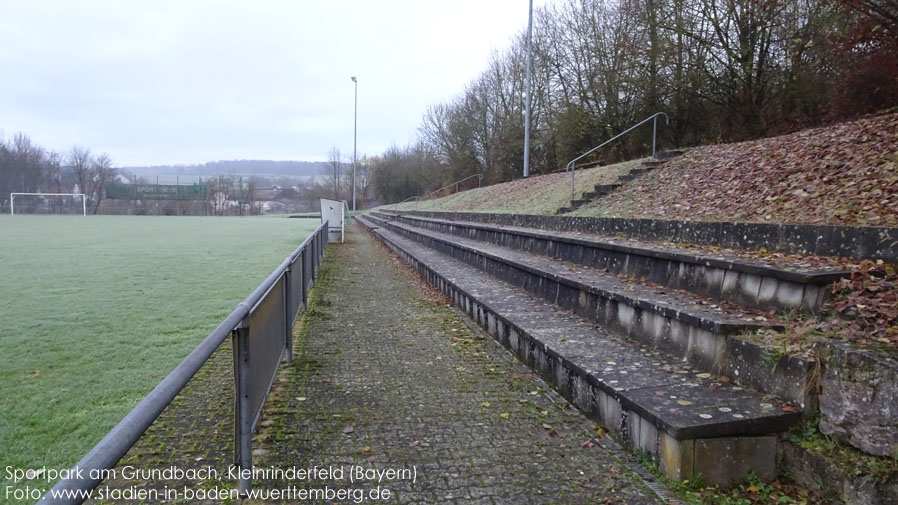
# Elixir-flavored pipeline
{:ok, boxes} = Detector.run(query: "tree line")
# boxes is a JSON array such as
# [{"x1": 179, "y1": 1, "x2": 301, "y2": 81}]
[
  {"x1": 369, "y1": 0, "x2": 898, "y2": 203},
  {"x1": 0, "y1": 133, "x2": 116, "y2": 213}
]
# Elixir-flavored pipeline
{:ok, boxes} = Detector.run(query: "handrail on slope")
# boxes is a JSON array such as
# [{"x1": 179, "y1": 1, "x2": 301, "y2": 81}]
[
  {"x1": 565, "y1": 112, "x2": 669, "y2": 201},
  {"x1": 391, "y1": 195, "x2": 420, "y2": 210},
  {"x1": 429, "y1": 173, "x2": 484, "y2": 199}
]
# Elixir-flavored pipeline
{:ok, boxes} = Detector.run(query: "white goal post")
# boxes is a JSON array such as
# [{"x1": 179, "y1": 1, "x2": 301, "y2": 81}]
[{"x1": 10, "y1": 193, "x2": 88, "y2": 216}]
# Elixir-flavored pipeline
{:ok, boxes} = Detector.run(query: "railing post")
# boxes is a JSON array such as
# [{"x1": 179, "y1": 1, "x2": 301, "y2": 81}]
[
  {"x1": 232, "y1": 323, "x2": 252, "y2": 496},
  {"x1": 284, "y1": 265, "x2": 294, "y2": 364},
  {"x1": 302, "y1": 249, "x2": 311, "y2": 308},
  {"x1": 311, "y1": 235, "x2": 318, "y2": 279},
  {"x1": 570, "y1": 162, "x2": 575, "y2": 202},
  {"x1": 652, "y1": 115, "x2": 658, "y2": 159}
]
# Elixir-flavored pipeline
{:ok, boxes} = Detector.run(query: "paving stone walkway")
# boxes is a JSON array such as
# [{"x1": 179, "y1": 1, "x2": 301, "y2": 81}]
[{"x1": 247, "y1": 223, "x2": 662, "y2": 504}]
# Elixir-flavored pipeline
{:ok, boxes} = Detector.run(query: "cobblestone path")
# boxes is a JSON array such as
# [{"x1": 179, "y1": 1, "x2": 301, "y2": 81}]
[{"x1": 248, "y1": 224, "x2": 662, "y2": 504}]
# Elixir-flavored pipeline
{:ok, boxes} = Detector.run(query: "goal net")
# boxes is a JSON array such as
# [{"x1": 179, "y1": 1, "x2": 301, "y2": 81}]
[{"x1": 10, "y1": 193, "x2": 88, "y2": 216}]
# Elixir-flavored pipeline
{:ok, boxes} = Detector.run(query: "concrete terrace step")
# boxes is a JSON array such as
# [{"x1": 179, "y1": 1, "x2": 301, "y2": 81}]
[
  {"x1": 366, "y1": 212, "x2": 817, "y2": 408},
  {"x1": 593, "y1": 184, "x2": 621, "y2": 194},
  {"x1": 372, "y1": 211, "x2": 845, "y2": 315},
  {"x1": 359, "y1": 217, "x2": 799, "y2": 487}
]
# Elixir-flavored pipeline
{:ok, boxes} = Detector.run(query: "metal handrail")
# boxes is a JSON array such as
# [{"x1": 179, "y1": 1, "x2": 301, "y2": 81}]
[
  {"x1": 566, "y1": 112, "x2": 669, "y2": 201},
  {"x1": 391, "y1": 195, "x2": 420, "y2": 210},
  {"x1": 37, "y1": 222, "x2": 329, "y2": 504},
  {"x1": 429, "y1": 173, "x2": 484, "y2": 199}
]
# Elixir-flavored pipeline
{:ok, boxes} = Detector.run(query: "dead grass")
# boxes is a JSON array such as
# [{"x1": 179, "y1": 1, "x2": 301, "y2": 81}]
[{"x1": 384, "y1": 159, "x2": 644, "y2": 215}]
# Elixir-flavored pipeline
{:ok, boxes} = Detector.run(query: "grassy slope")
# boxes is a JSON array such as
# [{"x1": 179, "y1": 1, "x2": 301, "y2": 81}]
[
  {"x1": 385, "y1": 113, "x2": 898, "y2": 227},
  {"x1": 0, "y1": 215, "x2": 317, "y2": 480},
  {"x1": 389, "y1": 159, "x2": 644, "y2": 215}
]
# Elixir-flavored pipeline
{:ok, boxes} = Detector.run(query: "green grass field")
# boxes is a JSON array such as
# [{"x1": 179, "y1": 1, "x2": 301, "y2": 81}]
[{"x1": 0, "y1": 215, "x2": 318, "y2": 487}]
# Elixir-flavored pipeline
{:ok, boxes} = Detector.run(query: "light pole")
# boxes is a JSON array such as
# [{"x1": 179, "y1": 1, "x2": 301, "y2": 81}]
[
  {"x1": 523, "y1": 0, "x2": 533, "y2": 178},
  {"x1": 351, "y1": 76, "x2": 358, "y2": 212}
]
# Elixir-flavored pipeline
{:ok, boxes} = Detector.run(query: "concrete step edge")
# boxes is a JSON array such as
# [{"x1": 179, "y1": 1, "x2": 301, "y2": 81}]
[
  {"x1": 359, "y1": 216, "x2": 797, "y2": 488},
  {"x1": 365, "y1": 213, "x2": 817, "y2": 408}
]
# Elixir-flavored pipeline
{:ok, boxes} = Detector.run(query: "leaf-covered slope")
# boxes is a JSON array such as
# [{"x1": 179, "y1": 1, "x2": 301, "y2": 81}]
[{"x1": 575, "y1": 113, "x2": 898, "y2": 226}]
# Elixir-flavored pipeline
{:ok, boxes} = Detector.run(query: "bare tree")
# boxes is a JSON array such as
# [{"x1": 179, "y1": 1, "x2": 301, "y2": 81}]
[
  {"x1": 70, "y1": 147, "x2": 116, "y2": 214},
  {"x1": 324, "y1": 147, "x2": 343, "y2": 200}
]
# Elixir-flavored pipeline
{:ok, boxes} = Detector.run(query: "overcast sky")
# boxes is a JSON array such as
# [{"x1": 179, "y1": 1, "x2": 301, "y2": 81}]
[{"x1": 0, "y1": 1, "x2": 549, "y2": 167}]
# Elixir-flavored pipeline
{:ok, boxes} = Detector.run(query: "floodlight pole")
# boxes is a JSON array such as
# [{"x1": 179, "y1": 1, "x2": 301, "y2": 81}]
[
  {"x1": 351, "y1": 76, "x2": 358, "y2": 213},
  {"x1": 523, "y1": 0, "x2": 533, "y2": 178}
]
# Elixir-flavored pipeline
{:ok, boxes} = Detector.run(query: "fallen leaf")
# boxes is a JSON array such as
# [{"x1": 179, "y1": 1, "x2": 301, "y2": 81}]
[
  {"x1": 32, "y1": 369, "x2": 40, "y2": 378},
  {"x1": 677, "y1": 400, "x2": 693, "y2": 406},
  {"x1": 296, "y1": 397, "x2": 307, "y2": 401},
  {"x1": 362, "y1": 446, "x2": 371, "y2": 453},
  {"x1": 542, "y1": 424, "x2": 553, "y2": 430},
  {"x1": 342, "y1": 426, "x2": 354, "y2": 434},
  {"x1": 481, "y1": 402, "x2": 491, "y2": 408},
  {"x1": 499, "y1": 412, "x2": 510, "y2": 419}
]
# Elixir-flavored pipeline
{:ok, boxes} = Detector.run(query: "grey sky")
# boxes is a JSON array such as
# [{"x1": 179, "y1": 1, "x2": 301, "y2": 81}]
[{"x1": 0, "y1": 1, "x2": 546, "y2": 167}]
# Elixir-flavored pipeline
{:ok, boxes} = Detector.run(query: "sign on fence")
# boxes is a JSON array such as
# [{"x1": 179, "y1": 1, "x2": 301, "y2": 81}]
[{"x1": 106, "y1": 182, "x2": 206, "y2": 200}]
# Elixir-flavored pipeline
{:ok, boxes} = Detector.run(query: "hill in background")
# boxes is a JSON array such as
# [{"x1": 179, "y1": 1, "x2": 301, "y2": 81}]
[{"x1": 122, "y1": 160, "x2": 328, "y2": 180}]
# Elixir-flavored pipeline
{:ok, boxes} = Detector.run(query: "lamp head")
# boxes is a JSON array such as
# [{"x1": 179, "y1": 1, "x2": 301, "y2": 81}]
[{"x1": 351, "y1": 76, "x2": 357, "y2": 82}]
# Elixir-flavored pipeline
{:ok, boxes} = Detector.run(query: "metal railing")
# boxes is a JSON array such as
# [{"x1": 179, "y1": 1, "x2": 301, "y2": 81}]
[
  {"x1": 429, "y1": 173, "x2": 484, "y2": 199},
  {"x1": 566, "y1": 112, "x2": 669, "y2": 201},
  {"x1": 38, "y1": 222, "x2": 330, "y2": 504},
  {"x1": 391, "y1": 195, "x2": 420, "y2": 210}
]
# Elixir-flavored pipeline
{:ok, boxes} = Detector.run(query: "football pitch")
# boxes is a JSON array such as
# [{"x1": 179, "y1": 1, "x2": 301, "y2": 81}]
[{"x1": 0, "y1": 215, "x2": 319, "y2": 487}]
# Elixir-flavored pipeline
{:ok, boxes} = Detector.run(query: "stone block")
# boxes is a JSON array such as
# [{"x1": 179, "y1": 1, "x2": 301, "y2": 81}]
[
  {"x1": 617, "y1": 304, "x2": 636, "y2": 336},
  {"x1": 638, "y1": 311, "x2": 668, "y2": 347},
  {"x1": 773, "y1": 280, "x2": 805, "y2": 312},
  {"x1": 659, "y1": 433, "x2": 694, "y2": 481},
  {"x1": 508, "y1": 328, "x2": 520, "y2": 354},
  {"x1": 687, "y1": 327, "x2": 725, "y2": 372},
  {"x1": 721, "y1": 270, "x2": 738, "y2": 301},
  {"x1": 693, "y1": 436, "x2": 777, "y2": 488},
  {"x1": 736, "y1": 272, "x2": 762, "y2": 307},
  {"x1": 599, "y1": 391, "x2": 622, "y2": 434},
  {"x1": 701, "y1": 266, "x2": 726, "y2": 300},
  {"x1": 573, "y1": 374, "x2": 590, "y2": 411},
  {"x1": 801, "y1": 284, "x2": 823, "y2": 314},
  {"x1": 757, "y1": 276, "x2": 779, "y2": 311},
  {"x1": 648, "y1": 257, "x2": 672, "y2": 286},
  {"x1": 628, "y1": 412, "x2": 659, "y2": 454},
  {"x1": 667, "y1": 319, "x2": 689, "y2": 358},
  {"x1": 819, "y1": 342, "x2": 898, "y2": 457}
]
